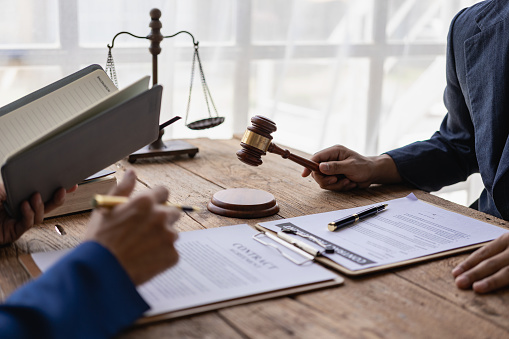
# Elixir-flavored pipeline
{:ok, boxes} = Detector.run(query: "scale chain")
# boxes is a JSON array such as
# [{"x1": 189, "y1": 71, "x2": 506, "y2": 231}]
[{"x1": 105, "y1": 47, "x2": 119, "y2": 88}]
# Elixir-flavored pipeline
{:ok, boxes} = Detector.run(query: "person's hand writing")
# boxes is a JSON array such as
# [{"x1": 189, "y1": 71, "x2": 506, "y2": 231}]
[
  {"x1": 452, "y1": 233, "x2": 509, "y2": 293},
  {"x1": 85, "y1": 170, "x2": 180, "y2": 286},
  {"x1": 301, "y1": 145, "x2": 402, "y2": 191},
  {"x1": 0, "y1": 183, "x2": 77, "y2": 245}
]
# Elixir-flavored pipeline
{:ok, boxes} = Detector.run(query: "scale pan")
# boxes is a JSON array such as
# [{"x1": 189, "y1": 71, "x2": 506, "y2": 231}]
[{"x1": 187, "y1": 117, "x2": 225, "y2": 130}]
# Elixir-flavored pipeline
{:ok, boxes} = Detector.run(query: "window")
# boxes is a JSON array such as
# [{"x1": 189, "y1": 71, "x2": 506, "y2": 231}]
[{"x1": 0, "y1": 0, "x2": 483, "y2": 206}]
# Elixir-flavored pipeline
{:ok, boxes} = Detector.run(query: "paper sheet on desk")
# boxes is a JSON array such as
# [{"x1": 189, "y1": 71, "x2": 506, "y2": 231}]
[
  {"x1": 259, "y1": 194, "x2": 509, "y2": 272},
  {"x1": 32, "y1": 224, "x2": 339, "y2": 318},
  {"x1": 138, "y1": 224, "x2": 338, "y2": 316}
]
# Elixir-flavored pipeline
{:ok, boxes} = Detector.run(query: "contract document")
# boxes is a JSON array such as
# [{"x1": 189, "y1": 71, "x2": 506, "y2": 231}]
[
  {"x1": 259, "y1": 194, "x2": 509, "y2": 274},
  {"x1": 29, "y1": 224, "x2": 342, "y2": 321}
]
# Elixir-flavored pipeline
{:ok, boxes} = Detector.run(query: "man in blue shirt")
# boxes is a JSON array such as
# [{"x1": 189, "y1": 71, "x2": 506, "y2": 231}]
[
  {"x1": 0, "y1": 169, "x2": 180, "y2": 338},
  {"x1": 303, "y1": 0, "x2": 509, "y2": 294}
]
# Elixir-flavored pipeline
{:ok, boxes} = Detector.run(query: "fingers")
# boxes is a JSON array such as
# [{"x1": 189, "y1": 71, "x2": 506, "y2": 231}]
[
  {"x1": 111, "y1": 198, "x2": 180, "y2": 285},
  {"x1": 151, "y1": 186, "x2": 170, "y2": 204},
  {"x1": 29, "y1": 193, "x2": 45, "y2": 224},
  {"x1": 453, "y1": 236, "x2": 508, "y2": 277},
  {"x1": 453, "y1": 234, "x2": 509, "y2": 293},
  {"x1": 309, "y1": 145, "x2": 348, "y2": 163},
  {"x1": 44, "y1": 188, "x2": 67, "y2": 212},
  {"x1": 472, "y1": 266, "x2": 509, "y2": 293},
  {"x1": 454, "y1": 249, "x2": 509, "y2": 293},
  {"x1": 303, "y1": 145, "x2": 368, "y2": 187},
  {"x1": 5, "y1": 193, "x2": 46, "y2": 244},
  {"x1": 311, "y1": 172, "x2": 357, "y2": 191},
  {"x1": 319, "y1": 160, "x2": 355, "y2": 177},
  {"x1": 164, "y1": 230, "x2": 180, "y2": 268},
  {"x1": 318, "y1": 162, "x2": 334, "y2": 175},
  {"x1": 131, "y1": 189, "x2": 179, "y2": 232},
  {"x1": 111, "y1": 185, "x2": 171, "y2": 223},
  {"x1": 67, "y1": 184, "x2": 78, "y2": 193},
  {"x1": 302, "y1": 168, "x2": 312, "y2": 177},
  {"x1": 164, "y1": 206, "x2": 181, "y2": 226},
  {"x1": 18, "y1": 200, "x2": 36, "y2": 236},
  {"x1": 0, "y1": 183, "x2": 6, "y2": 200},
  {"x1": 304, "y1": 146, "x2": 345, "y2": 177},
  {"x1": 87, "y1": 193, "x2": 181, "y2": 285},
  {"x1": 110, "y1": 170, "x2": 137, "y2": 197},
  {"x1": 121, "y1": 186, "x2": 168, "y2": 212}
]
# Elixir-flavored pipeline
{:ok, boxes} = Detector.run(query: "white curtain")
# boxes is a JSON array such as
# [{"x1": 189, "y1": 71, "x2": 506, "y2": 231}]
[{"x1": 0, "y1": 0, "x2": 483, "y2": 204}]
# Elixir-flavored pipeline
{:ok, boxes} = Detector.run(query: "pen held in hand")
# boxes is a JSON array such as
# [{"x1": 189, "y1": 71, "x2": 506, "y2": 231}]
[
  {"x1": 92, "y1": 194, "x2": 201, "y2": 212},
  {"x1": 328, "y1": 204, "x2": 388, "y2": 232}
]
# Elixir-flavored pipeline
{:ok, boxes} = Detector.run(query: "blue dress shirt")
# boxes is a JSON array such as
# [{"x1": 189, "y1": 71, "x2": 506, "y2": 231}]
[{"x1": 387, "y1": 0, "x2": 509, "y2": 220}]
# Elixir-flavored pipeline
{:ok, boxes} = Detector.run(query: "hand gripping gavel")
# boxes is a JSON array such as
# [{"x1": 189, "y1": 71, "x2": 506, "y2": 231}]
[{"x1": 236, "y1": 115, "x2": 321, "y2": 172}]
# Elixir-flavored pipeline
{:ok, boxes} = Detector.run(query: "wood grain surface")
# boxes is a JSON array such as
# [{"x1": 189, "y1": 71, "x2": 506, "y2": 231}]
[{"x1": 2, "y1": 138, "x2": 508, "y2": 338}]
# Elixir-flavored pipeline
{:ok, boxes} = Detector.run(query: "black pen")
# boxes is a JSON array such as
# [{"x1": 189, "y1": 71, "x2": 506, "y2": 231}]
[{"x1": 328, "y1": 204, "x2": 388, "y2": 232}]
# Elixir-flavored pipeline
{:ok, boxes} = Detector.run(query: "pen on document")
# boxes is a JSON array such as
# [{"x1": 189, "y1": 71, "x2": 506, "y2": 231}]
[
  {"x1": 91, "y1": 194, "x2": 201, "y2": 212},
  {"x1": 328, "y1": 204, "x2": 388, "y2": 232}
]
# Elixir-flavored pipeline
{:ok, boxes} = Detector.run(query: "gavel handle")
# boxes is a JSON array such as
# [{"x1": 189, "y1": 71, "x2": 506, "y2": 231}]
[{"x1": 268, "y1": 143, "x2": 320, "y2": 172}]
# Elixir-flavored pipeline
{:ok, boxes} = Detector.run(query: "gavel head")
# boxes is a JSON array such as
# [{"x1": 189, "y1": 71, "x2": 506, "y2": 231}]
[{"x1": 236, "y1": 115, "x2": 277, "y2": 166}]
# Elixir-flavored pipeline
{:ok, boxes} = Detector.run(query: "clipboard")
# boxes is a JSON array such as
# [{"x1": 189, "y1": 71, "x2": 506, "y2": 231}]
[
  {"x1": 254, "y1": 224, "x2": 487, "y2": 276},
  {"x1": 255, "y1": 194, "x2": 509, "y2": 276},
  {"x1": 18, "y1": 252, "x2": 342, "y2": 324},
  {"x1": 18, "y1": 224, "x2": 344, "y2": 324}
]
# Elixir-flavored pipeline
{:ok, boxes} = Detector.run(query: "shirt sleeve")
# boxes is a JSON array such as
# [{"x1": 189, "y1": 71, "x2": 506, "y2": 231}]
[
  {"x1": 0, "y1": 241, "x2": 149, "y2": 339},
  {"x1": 386, "y1": 7, "x2": 480, "y2": 192}
]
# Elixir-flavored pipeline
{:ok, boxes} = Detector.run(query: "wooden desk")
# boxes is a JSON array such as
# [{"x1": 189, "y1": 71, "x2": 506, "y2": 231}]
[{"x1": 1, "y1": 138, "x2": 509, "y2": 338}]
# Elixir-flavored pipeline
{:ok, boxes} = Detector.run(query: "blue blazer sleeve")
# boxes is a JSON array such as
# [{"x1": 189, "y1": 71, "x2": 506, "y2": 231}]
[{"x1": 0, "y1": 242, "x2": 149, "y2": 339}]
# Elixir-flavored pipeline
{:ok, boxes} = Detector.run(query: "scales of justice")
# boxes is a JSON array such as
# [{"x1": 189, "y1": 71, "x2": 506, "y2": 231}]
[
  {"x1": 105, "y1": 9, "x2": 321, "y2": 218},
  {"x1": 105, "y1": 8, "x2": 224, "y2": 163}
]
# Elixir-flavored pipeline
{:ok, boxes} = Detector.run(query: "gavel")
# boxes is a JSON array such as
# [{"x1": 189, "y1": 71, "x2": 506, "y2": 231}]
[{"x1": 236, "y1": 115, "x2": 321, "y2": 172}]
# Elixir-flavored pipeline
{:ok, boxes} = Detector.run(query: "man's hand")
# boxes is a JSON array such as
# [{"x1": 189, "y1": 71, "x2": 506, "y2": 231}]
[
  {"x1": 85, "y1": 170, "x2": 180, "y2": 286},
  {"x1": 452, "y1": 233, "x2": 509, "y2": 293},
  {"x1": 0, "y1": 184, "x2": 76, "y2": 245},
  {"x1": 301, "y1": 145, "x2": 402, "y2": 191}
]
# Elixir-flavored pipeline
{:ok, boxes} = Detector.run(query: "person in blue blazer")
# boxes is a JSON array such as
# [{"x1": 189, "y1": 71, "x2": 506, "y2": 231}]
[
  {"x1": 0, "y1": 169, "x2": 180, "y2": 338},
  {"x1": 302, "y1": 0, "x2": 509, "y2": 294}
]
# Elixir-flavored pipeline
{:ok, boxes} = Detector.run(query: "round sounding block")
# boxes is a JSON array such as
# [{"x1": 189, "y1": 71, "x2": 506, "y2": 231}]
[{"x1": 207, "y1": 188, "x2": 279, "y2": 218}]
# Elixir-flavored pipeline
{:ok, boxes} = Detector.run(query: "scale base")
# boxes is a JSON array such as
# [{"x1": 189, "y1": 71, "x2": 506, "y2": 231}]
[
  {"x1": 128, "y1": 139, "x2": 199, "y2": 163},
  {"x1": 208, "y1": 188, "x2": 279, "y2": 218}
]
